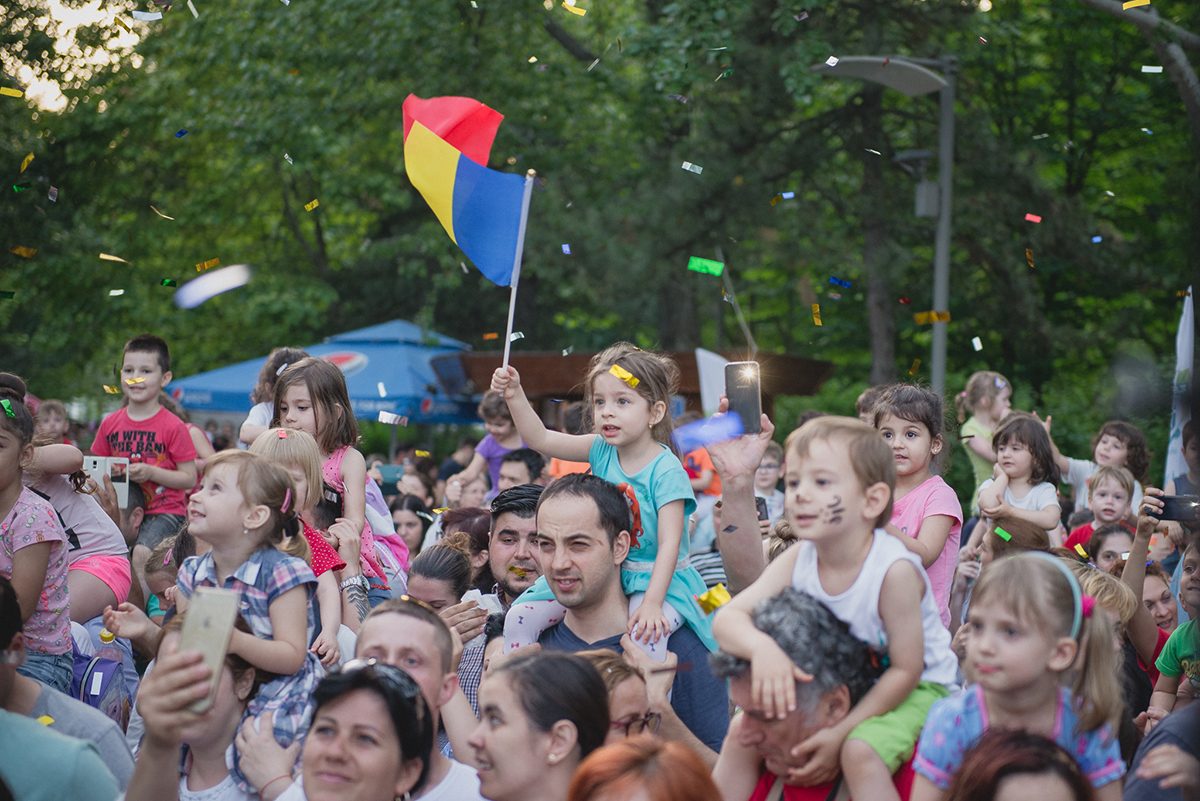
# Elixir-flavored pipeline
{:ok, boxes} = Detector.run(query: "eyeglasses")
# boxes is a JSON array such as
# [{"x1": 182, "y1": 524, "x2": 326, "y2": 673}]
[
  {"x1": 397, "y1": 594, "x2": 438, "y2": 614},
  {"x1": 608, "y1": 711, "x2": 662, "y2": 737}
]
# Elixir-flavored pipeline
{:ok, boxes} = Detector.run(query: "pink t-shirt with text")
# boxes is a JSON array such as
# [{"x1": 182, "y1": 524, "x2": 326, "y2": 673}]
[
  {"x1": 890, "y1": 475, "x2": 962, "y2": 627},
  {"x1": 92, "y1": 406, "x2": 197, "y2": 516}
]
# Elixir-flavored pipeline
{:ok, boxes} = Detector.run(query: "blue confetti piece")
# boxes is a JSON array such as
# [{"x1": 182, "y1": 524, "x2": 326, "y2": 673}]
[
  {"x1": 175, "y1": 129, "x2": 188, "y2": 138},
  {"x1": 828, "y1": 276, "x2": 852, "y2": 289},
  {"x1": 672, "y1": 412, "x2": 744, "y2": 455},
  {"x1": 781, "y1": 191, "x2": 795, "y2": 200},
  {"x1": 1091, "y1": 235, "x2": 1103, "y2": 244},
  {"x1": 562, "y1": 244, "x2": 572, "y2": 255}
]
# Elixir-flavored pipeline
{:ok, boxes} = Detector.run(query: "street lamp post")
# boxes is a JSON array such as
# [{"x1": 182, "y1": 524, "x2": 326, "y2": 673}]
[{"x1": 812, "y1": 55, "x2": 957, "y2": 397}]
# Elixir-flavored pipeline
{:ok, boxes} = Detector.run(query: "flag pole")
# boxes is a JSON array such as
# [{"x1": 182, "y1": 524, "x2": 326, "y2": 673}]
[{"x1": 502, "y1": 169, "x2": 536, "y2": 369}]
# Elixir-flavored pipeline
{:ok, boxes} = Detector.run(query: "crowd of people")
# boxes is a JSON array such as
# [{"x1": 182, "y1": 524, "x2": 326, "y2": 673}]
[{"x1": 0, "y1": 333, "x2": 1196, "y2": 801}]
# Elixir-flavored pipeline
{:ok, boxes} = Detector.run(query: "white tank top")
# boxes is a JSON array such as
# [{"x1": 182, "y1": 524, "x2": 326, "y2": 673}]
[{"x1": 790, "y1": 529, "x2": 958, "y2": 686}]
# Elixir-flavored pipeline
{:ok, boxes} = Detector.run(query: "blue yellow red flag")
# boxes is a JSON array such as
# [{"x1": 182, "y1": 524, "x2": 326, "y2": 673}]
[{"x1": 402, "y1": 94, "x2": 527, "y2": 286}]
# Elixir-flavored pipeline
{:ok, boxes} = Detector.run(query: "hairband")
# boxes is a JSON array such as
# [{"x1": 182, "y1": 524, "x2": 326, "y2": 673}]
[
  {"x1": 280, "y1": 487, "x2": 292, "y2": 514},
  {"x1": 0, "y1": 399, "x2": 13, "y2": 418},
  {"x1": 609, "y1": 364, "x2": 640, "y2": 389},
  {"x1": 275, "y1": 362, "x2": 290, "y2": 376},
  {"x1": 1024, "y1": 551, "x2": 1092, "y2": 638},
  {"x1": 162, "y1": 550, "x2": 172, "y2": 566}
]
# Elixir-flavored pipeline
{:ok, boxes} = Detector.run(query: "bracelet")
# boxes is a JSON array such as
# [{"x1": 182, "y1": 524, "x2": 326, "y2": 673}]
[
  {"x1": 260, "y1": 774, "x2": 292, "y2": 796},
  {"x1": 339, "y1": 575, "x2": 369, "y2": 591}
]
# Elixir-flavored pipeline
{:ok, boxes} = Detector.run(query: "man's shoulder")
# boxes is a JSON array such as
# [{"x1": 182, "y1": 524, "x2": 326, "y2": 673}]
[{"x1": 36, "y1": 686, "x2": 126, "y2": 741}]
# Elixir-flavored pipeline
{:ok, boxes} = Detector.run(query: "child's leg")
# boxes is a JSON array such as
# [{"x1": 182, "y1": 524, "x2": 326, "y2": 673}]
[
  {"x1": 625, "y1": 594, "x2": 683, "y2": 662},
  {"x1": 840, "y1": 739, "x2": 899, "y2": 801},
  {"x1": 502, "y1": 596, "x2": 568, "y2": 653},
  {"x1": 839, "y1": 682, "x2": 949, "y2": 801}
]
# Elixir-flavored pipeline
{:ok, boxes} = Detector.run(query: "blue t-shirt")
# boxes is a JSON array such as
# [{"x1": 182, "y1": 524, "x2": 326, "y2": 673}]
[
  {"x1": 0, "y1": 708, "x2": 119, "y2": 801},
  {"x1": 539, "y1": 620, "x2": 729, "y2": 751},
  {"x1": 914, "y1": 685, "x2": 1124, "y2": 789},
  {"x1": 1123, "y1": 702, "x2": 1200, "y2": 801}
]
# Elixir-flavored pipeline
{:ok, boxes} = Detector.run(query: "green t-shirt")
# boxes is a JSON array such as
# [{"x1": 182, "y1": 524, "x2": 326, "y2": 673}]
[
  {"x1": 960, "y1": 417, "x2": 994, "y2": 515},
  {"x1": 1155, "y1": 620, "x2": 1200, "y2": 690}
]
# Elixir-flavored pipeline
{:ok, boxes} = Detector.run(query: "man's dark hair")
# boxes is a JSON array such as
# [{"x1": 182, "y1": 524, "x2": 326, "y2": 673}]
[
  {"x1": 501, "y1": 448, "x2": 546, "y2": 484},
  {"x1": 489, "y1": 483, "x2": 544, "y2": 526},
  {"x1": 125, "y1": 481, "x2": 147, "y2": 515},
  {"x1": 124, "y1": 333, "x2": 172, "y2": 373},
  {"x1": 0, "y1": 576, "x2": 21, "y2": 650},
  {"x1": 536, "y1": 473, "x2": 631, "y2": 547},
  {"x1": 711, "y1": 588, "x2": 880, "y2": 708}
]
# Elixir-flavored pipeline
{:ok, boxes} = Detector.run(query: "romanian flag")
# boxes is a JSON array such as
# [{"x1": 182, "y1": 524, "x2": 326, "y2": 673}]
[{"x1": 402, "y1": 94, "x2": 529, "y2": 286}]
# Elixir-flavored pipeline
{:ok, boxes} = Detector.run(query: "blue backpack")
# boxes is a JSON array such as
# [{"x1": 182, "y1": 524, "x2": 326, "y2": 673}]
[{"x1": 70, "y1": 645, "x2": 132, "y2": 731}]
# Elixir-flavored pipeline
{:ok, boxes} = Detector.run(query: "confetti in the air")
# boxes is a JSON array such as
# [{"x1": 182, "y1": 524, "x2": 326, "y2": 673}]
[
  {"x1": 187, "y1": 0, "x2": 198, "y2": 17},
  {"x1": 174, "y1": 264, "x2": 252, "y2": 308},
  {"x1": 9, "y1": 246, "x2": 37, "y2": 259},
  {"x1": 48, "y1": 186, "x2": 58, "y2": 203},
  {"x1": 561, "y1": 346, "x2": 575, "y2": 356},
  {"x1": 898, "y1": 296, "x2": 911, "y2": 305},
  {"x1": 377, "y1": 382, "x2": 387, "y2": 398},
  {"x1": 103, "y1": 385, "x2": 121, "y2": 395},
  {"x1": 0, "y1": 87, "x2": 23, "y2": 98},
  {"x1": 114, "y1": 16, "x2": 132, "y2": 32},
  {"x1": 1025, "y1": 248, "x2": 1035, "y2": 269},
  {"x1": 283, "y1": 153, "x2": 294, "y2": 165},
  {"x1": 528, "y1": 56, "x2": 539, "y2": 64},
  {"x1": 829, "y1": 276, "x2": 852, "y2": 289},
  {"x1": 1074, "y1": 543, "x2": 1088, "y2": 557},
  {"x1": 978, "y1": 36, "x2": 988, "y2": 44},
  {"x1": 1024, "y1": 212, "x2": 1042, "y2": 223},
  {"x1": 562, "y1": 1, "x2": 586, "y2": 15},
  {"x1": 19, "y1": 153, "x2": 34, "y2": 174},
  {"x1": 11, "y1": 182, "x2": 30, "y2": 192},
  {"x1": 509, "y1": 331, "x2": 525, "y2": 342},
  {"x1": 150, "y1": 205, "x2": 175, "y2": 220},
  {"x1": 131, "y1": 10, "x2": 163, "y2": 20},
  {"x1": 687, "y1": 256, "x2": 724, "y2": 276},
  {"x1": 1141, "y1": 65, "x2": 1163, "y2": 73},
  {"x1": 674, "y1": 414, "x2": 743, "y2": 455},
  {"x1": 109, "y1": 289, "x2": 125, "y2": 297},
  {"x1": 908, "y1": 358, "x2": 921, "y2": 376},
  {"x1": 379, "y1": 411, "x2": 408, "y2": 425},
  {"x1": 1141, "y1": 127, "x2": 1153, "y2": 135},
  {"x1": 562, "y1": 244, "x2": 572, "y2": 255},
  {"x1": 681, "y1": 161, "x2": 703, "y2": 174},
  {"x1": 99, "y1": 253, "x2": 129, "y2": 263},
  {"x1": 304, "y1": 199, "x2": 319, "y2": 212},
  {"x1": 913, "y1": 310, "x2": 952, "y2": 325},
  {"x1": 160, "y1": 278, "x2": 177, "y2": 287},
  {"x1": 195, "y1": 257, "x2": 220, "y2": 272},
  {"x1": 587, "y1": 58, "x2": 600, "y2": 71},
  {"x1": 825, "y1": 56, "x2": 839, "y2": 66},
  {"x1": 865, "y1": 148, "x2": 882, "y2": 156},
  {"x1": 482, "y1": 332, "x2": 499, "y2": 340},
  {"x1": 1122, "y1": 0, "x2": 1149, "y2": 9},
  {"x1": 1032, "y1": 133, "x2": 1049, "y2": 140},
  {"x1": 175, "y1": 129, "x2": 188, "y2": 138},
  {"x1": 811, "y1": 304, "x2": 823, "y2": 326},
  {"x1": 972, "y1": 336, "x2": 983, "y2": 351},
  {"x1": 125, "y1": 377, "x2": 146, "y2": 385},
  {"x1": 1091, "y1": 235, "x2": 1103, "y2": 244}
]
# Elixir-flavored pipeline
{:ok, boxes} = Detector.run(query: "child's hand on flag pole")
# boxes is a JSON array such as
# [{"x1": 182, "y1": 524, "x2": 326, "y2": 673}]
[{"x1": 491, "y1": 366, "x2": 521, "y2": 399}]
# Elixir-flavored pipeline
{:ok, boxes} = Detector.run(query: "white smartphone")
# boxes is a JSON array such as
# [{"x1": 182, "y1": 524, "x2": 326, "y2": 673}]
[
  {"x1": 179, "y1": 587, "x2": 240, "y2": 713},
  {"x1": 83, "y1": 456, "x2": 130, "y2": 509}
]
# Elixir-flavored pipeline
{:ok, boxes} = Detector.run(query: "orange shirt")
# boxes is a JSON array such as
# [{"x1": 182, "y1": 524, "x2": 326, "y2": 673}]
[
  {"x1": 549, "y1": 457, "x2": 590, "y2": 479},
  {"x1": 684, "y1": 448, "x2": 722, "y2": 497}
]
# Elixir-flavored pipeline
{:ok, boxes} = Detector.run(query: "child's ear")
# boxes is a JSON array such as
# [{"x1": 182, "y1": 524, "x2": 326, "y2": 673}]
[
  {"x1": 649, "y1": 400, "x2": 667, "y2": 427},
  {"x1": 930, "y1": 434, "x2": 944, "y2": 456},
  {"x1": 242, "y1": 503, "x2": 272, "y2": 532},
  {"x1": 863, "y1": 481, "x2": 891, "y2": 522},
  {"x1": 1049, "y1": 636, "x2": 1079, "y2": 673},
  {"x1": 161, "y1": 370, "x2": 173, "y2": 386}
]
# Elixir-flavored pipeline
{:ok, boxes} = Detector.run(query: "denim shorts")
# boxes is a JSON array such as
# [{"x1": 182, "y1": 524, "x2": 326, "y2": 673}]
[
  {"x1": 18, "y1": 651, "x2": 73, "y2": 694},
  {"x1": 137, "y1": 513, "x2": 186, "y2": 549}
]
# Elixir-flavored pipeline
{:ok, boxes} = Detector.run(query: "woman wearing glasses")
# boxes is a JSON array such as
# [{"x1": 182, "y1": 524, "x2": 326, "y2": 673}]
[
  {"x1": 125, "y1": 634, "x2": 434, "y2": 801},
  {"x1": 469, "y1": 652, "x2": 610, "y2": 801},
  {"x1": 577, "y1": 650, "x2": 662, "y2": 745}
]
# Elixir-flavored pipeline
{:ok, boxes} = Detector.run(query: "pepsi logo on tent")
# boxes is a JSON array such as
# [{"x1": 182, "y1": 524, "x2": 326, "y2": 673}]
[{"x1": 321, "y1": 352, "x2": 369, "y2": 377}]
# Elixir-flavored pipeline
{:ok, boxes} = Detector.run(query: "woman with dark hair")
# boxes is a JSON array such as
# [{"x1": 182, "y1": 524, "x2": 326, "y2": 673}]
[
  {"x1": 127, "y1": 643, "x2": 433, "y2": 801},
  {"x1": 567, "y1": 735, "x2": 721, "y2": 801},
  {"x1": 389, "y1": 493, "x2": 433, "y2": 558},
  {"x1": 440, "y1": 506, "x2": 494, "y2": 591},
  {"x1": 944, "y1": 729, "x2": 1095, "y2": 801},
  {"x1": 469, "y1": 652, "x2": 609, "y2": 801}
]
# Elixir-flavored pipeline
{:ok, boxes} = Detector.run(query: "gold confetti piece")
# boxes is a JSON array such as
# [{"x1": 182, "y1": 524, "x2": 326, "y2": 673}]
[
  {"x1": 695, "y1": 583, "x2": 731, "y2": 615},
  {"x1": 124, "y1": 377, "x2": 146, "y2": 385},
  {"x1": 114, "y1": 16, "x2": 132, "y2": 32},
  {"x1": 36, "y1": 715, "x2": 54, "y2": 726},
  {"x1": 99, "y1": 253, "x2": 129, "y2": 263},
  {"x1": 0, "y1": 87, "x2": 23, "y2": 98},
  {"x1": 304, "y1": 198, "x2": 319, "y2": 212},
  {"x1": 811, "y1": 303, "x2": 823, "y2": 326},
  {"x1": 1122, "y1": 0, "x2": 1149, "y2": 8},
  {"x1": 195, "y1": 257, "x2": 220, "y2": 272},
  {"x1": 1074, "y1": 543, "x2": 1088, "y2": 557},
  {"x1": 609, "y1": 363, "x2": 640, "y2": 388},
  {"x1": 433, "y1": 507, "x2": 449, "y2": 514},
  {"x1": 9, "y1": 246, "x2": 37, "y2": 259},
  {"x1": 150, "y1": 205, "x2": 175, "y2": 220},
  {"x1": 19, "y1": 152, "x2": 34, "y2": 174},
  {"x1": 908, "y1": 358, "x2": 921, "y2": 376},
  {"x1": 1025, "y1": 248, "x2": 1035, "y2": 269},
  {"x1": 481, "y1": 332, "x2": 499, "y2": 340},
  {"x1": 415, "y1": 450, "x2": 431, "y2": 458},
  {"x1": 913, "y1": 310, "x2": 951, "y2": 325},
  {"x1": 103, "y1": 385, "x2": 121, "y2": 394},
  {"x1": 562, "y1": 1, "x2": 586, "y2": 14}
]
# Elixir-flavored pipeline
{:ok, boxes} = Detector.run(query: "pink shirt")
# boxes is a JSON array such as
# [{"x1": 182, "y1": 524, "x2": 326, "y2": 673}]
[
  {"x1": 0, "y1": 487, "x2": 71, "y2": 655},
  {"x1": 890, "y1": 475, "x2": 962, "y2": 627}
]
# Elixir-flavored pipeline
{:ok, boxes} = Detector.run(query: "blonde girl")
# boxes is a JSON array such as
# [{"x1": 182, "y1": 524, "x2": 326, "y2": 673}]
[
  {"x1": 251, "y1": 428, "x2": 363, "y2": 661},
  {"x1": 956, "y1": 371, "x2": 1012, "y2": 516},
  {"x1": 176, "y1": 450, "x2": 323, "y2": 789},
  {"x1": 492, "y1": 342, "x2": 712, "y2": 657},
  {"x1": 911, "y1": 552, "x2": 1126, "y2": 801},
  {"x1": 274, "y1": 358, "x2": 404, "y2": 603}
]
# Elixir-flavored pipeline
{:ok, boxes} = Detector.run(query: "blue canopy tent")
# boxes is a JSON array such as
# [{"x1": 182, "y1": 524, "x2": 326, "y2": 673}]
[{"x1": 168, "y1": 320, "x2": 480, "y2": 424}]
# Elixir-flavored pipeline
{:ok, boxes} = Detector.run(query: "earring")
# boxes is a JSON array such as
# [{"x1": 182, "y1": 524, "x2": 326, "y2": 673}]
[{"x1": 548, "y1": 754, "x2": 559, "y2": 765}]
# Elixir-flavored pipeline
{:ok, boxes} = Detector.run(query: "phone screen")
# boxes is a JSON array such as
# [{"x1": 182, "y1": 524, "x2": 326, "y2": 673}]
[{"x1": 724, "y1": 362, "x2": 762, "y2": 434}]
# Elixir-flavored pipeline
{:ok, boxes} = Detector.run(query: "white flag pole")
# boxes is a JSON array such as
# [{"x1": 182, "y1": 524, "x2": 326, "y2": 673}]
[{"x1": 501, "y1": 169, "x2": 536, "y2": 370}]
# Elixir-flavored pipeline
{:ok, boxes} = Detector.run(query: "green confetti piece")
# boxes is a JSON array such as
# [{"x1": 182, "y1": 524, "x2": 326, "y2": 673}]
[
  {"x1": 687, "y1": 256, "x2": 725, "y2": 276},
  {"x1": 994, "y1": 526, "x2": 1012, "y2": 542},
  {"x1": 160, "y1": 278, "x2": 177, "y2": 287}
]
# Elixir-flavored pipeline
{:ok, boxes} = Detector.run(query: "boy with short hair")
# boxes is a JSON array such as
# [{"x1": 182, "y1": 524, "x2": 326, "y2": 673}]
[
  {"x1": 754, "y1": 440, "x2": 785, "y2": 524},
  {"x1": 714, "y1": 417, "x2": 957, "y2": 801},
  {"x1": 90, "y1": 335, "x2": 196, "y2": 596},
  {"x1": 1063, "y1": 465, "x2": 1136, "y2": 551},
  {"x1": 34, "y1": 399, "x2": 73, "y2": 445}
]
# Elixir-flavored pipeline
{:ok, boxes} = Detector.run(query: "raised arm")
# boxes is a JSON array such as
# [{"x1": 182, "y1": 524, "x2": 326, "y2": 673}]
[
  {"x1": 1036, "y1": 414, "x2": 1071, "y2": 476},
  {"x1": 491, "y1": 366, "x2": 593, "y2": 461},
  {"x1": 706, "y1": 401, "x2": 775, "y2": 592},
  {"x1": 30, "y1": 443, "x2": 84, "y2": 474},
  {"x1": 1122, "y1": 488, "x2": 1167, "y2": 664}
]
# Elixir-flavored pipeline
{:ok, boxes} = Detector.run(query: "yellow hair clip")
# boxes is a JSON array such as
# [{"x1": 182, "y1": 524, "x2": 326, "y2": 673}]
[{"x1": 609, "y1": 364, "x2": 639, "y2": 388}]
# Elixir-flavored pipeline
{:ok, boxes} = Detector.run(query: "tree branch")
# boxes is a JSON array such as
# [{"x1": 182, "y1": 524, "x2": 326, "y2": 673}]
[
  {"x1": 1075, "y1": 0, "x2": 1200, "y2": 53},
  {"x1": 542, "y1": 17, "x2": 598, "y2": 62}
]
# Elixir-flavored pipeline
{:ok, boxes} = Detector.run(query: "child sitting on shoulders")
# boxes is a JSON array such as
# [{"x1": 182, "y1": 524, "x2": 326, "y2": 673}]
[
  {"x1": 975, "y1": 414, "x2": 1063, "y2": 546},
  {"x1": 715, "y1": 416, "x2": 957, "y2": 801},
  {"x1": 1063, "y1": 465, "x2": 1135, "y2": 552}
]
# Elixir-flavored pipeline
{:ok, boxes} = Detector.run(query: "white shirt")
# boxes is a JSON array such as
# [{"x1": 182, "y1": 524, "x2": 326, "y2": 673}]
[{"x1": 274, "y1": 759, "x2": 483, "y2": 801}]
